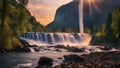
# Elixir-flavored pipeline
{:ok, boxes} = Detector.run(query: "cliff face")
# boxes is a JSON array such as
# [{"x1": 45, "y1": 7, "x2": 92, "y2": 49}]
[{"x1": 47, "y1": 0, "x2": 120, "y2": 32}]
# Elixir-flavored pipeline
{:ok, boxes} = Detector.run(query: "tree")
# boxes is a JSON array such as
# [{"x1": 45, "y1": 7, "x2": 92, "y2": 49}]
[
  {"x1": 17, "y1": 0, "x2": 29, "y2": 34},
  {"x1": 100, "y1": 24, "x2": 106, "y2": 36},
  {"x1": 18, "y1": 0, "x2": 28, "y2": 7},
  {"x1": 0, "y1": 0, "x2": 45, "y2": 50},
  {"x1": 103, "y1": 7, "x2": 120, "y2": 44},
  {"x1": 103, "y1": 13, "x2": 114, "y2": 42},
  {"x1": 85, "y1": 28, "x2": 91, "y2": 34},
  {"x1": 1, "y1": 0, "x2": 7, "y2": 29},
  {"x1": 106, "y1": 13, "x2": 112, "y2": 33},
  {"x1": 111, "y1": 7, "x2": 120, "y2": 43}
]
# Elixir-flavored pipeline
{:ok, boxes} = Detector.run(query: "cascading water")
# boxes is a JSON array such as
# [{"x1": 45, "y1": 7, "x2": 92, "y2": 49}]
[
  {"x1": 79, "y1": 0, "x2": 84, "y2": 33},
  {"x1": 78, "y1": 0, "x2": 92, "y2": 46},
  {"x1": 20, "y1": 32, "x2": 91, "y2": 46},
  {"x1": 19, "y1": 0, "x2": 91, "y2": 46}
]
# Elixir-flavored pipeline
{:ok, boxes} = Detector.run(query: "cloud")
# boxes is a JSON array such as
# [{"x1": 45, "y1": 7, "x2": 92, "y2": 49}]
[{"x1": 27, "y1": 0, "x2": 72, "y2": 26}]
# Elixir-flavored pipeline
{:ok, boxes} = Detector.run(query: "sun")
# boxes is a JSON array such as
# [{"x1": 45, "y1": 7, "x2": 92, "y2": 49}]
[{"x1": 85, "y1": 0, "x2": 101, "y2": 15}]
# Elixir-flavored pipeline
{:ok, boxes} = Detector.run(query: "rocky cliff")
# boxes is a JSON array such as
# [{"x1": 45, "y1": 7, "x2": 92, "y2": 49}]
[{"x1": 47, "y1": 0, "x2": 120, "y2": 32}]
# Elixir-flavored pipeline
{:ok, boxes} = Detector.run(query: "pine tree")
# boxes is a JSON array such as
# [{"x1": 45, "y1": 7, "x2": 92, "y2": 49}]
[
  {"x1": 112, "y1": 7, "x2": 120, "y2": 43},
  {"x1": 1, "y1": 0, "x2": 7, "y2": 29}
]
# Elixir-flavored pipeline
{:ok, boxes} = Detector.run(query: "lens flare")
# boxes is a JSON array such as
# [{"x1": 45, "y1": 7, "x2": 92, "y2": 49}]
[
  {"x1": 78, "y1": 0, "x2": 101, "y2": 33},
  {"x1": 85, "y1": 0, "x2": 101, "y2": 15}
]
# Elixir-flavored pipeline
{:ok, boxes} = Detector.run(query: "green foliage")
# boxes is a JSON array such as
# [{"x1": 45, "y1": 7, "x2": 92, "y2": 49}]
[
  {"x1": 0, "y1": 0, "x2": 45, "y2": 50},
  {"x1": 85, "y1": 28, "x2": 91, "y2": 34},
  {"x1": 111, "y1": 7, "x2": 120, "y2": 39},
  {"x1": 0, "y1": 27, "x2": 14, "y2": 50},
  {"x1": 47, "y1": 26, "x2": 58, "y2": 32},
  {"x1": 29, "y1": 16, "x2": 45, "y2": 32},
  {"x1": 100, "y1": 24, "x2": 106, "y2": 34},
  {"x1": 61, "y1": 26, "x2": 72, "y2": 32},
  {"x1": 110, "y1": 7, "x2": 120, "y2": 44},
  {"x1": 92, "y1": 6, "x2": 120, "y2": 45},
  {"x1": 18, "y1": 0, "x2": 28, "y2": 7}
]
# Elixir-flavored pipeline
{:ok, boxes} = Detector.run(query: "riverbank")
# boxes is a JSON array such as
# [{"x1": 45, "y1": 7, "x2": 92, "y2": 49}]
[
  {"x1": 61, "y1": 51, "x2": 120, "y2": 68},
  {"x1": 0, "y1": 44, "x2": 119, "y2": 68},
  {"x1": 35, "y1": 51, "x2": 120, "y2": 68}
]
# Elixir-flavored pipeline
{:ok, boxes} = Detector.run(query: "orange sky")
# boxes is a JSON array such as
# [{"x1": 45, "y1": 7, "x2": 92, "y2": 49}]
[{"x1": 27, "y1": 0, "x2": 72, "y2": 26}]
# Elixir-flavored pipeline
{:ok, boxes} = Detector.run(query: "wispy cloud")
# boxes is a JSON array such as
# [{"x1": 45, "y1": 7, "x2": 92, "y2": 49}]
[{"x1": 27, "y1": 0, "x2": 72, "y2": 26}]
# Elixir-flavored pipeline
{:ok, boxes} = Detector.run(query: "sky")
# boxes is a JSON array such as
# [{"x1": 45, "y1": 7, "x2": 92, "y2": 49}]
[{"x1": 27, "y1": 0, "x2": 72, "y2": 26}]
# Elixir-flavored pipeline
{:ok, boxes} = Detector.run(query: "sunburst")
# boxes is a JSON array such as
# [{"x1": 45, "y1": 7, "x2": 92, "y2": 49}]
[
  {"x1": 85, "y1": 0, "x2": 101, "y2": 15},
  {"x1": 78, "y1": 0, "x2": 101, "y2": 33}
]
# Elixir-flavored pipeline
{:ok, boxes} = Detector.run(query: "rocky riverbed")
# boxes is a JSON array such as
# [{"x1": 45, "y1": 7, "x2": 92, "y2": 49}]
[
  {"x1": 36, "y1": 51, "x2": 120, "y2": 68},
  {"x1": 0, "y1": 45, "x2": 119, "y2": 68}
]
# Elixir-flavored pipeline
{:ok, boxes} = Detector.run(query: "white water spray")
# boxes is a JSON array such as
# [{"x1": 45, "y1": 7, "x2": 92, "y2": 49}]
[{"x1": 79, "y1": 0, "x2": 84, "y2": 33}]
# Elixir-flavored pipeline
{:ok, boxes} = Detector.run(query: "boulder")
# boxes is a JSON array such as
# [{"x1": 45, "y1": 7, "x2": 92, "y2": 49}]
[
  {"x1": 100, "y1": 46, "x2": 113, "y2": 51},
  {"x1": 63, "y1": 54, "x2": 85, "y2": 63},
  {"x1": 0, "y1": 46, "x2": 7, "y2": 54},
  {"x1": 55, "y1": 45, "x2": 66, "y2": 49},
  {"x1": 19, "y1": 39, "x2": 31, "y2": 46},
  {"x1": 22, "y1": 46, "x2": 31, "y2": 52},
  {"x1": 38, "y1": 56, "x2": 53, "y2": 66},
  {"x1": 35, "y1": 65, "x2": 47, "y2": 68},
  {"x1": 68, "y1": 48, "x2": 86, "y2": 52},
  {"x1": 13, "y1": 46, "x2": 30, "y2": 52},
  {"x1": 34, "y1": 47, "x2": 40, "y2": 52}
]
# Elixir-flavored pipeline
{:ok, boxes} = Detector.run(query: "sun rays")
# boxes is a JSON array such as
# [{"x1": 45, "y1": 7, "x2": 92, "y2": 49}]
[
  {"x1": 78, "y1": 0, "x2": 101, "y2": 33},
  {"x1": 85, "y1": 0, "x2": 101, "y2": 15}
]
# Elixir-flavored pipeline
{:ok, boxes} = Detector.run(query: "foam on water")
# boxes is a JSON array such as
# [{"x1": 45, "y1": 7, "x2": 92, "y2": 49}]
[
  {"x1": 29, "y1": 47, "x2": 35, "y2": 52},
  {"x1": 14, "y1": 63, "x2": 32, "y2": 68},
  {"x1": 20, "y1": 32, "x2": 91, "y2": 46}
]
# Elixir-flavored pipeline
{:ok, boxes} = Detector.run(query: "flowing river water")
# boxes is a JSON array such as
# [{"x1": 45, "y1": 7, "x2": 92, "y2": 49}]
[
  {"x1": 0, "y1": 51, "x2": 90, "y2": 68},
  {"x1": 0, "y1": 45, "x2": 117, "y2": 68}
]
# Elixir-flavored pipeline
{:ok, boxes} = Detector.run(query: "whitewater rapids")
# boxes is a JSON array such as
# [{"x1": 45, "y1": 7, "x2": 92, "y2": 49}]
[{"x1": 20, "y1": 32, "x2": 91, "y2": 47}]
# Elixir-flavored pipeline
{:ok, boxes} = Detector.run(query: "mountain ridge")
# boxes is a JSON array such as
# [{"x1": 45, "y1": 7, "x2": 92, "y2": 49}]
[{"x1": 47, "y1": 0, "x2": 120, "y2": 32}]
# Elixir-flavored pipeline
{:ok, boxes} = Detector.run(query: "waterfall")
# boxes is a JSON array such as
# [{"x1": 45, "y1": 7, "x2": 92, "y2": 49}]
[
  {"x1": 79, "y1": 0, "x2": 84, "y2": 33},
  {"x1": 19, "y1": 0, "x2": 92, "y2": 47},
  {"x1": 50, "y1": 33, "x2": 55, "y2": 44},
  {"x1": 20, "y1": 32, "x2": 91, "y2": 46}
]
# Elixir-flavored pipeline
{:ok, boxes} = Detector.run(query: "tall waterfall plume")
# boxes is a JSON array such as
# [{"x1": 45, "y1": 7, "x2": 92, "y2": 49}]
[{"x1": 79, "y1": 0, "x2": 84, "y2": 33}]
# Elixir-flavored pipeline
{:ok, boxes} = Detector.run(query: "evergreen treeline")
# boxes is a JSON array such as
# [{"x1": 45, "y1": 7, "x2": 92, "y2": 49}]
[
  {"x1": 0, "y1": 0, "x2": 45, "y2": 50},
  {"x1": 91, "y1": 6, "x2": 120, "y2": 45}
]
